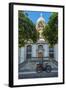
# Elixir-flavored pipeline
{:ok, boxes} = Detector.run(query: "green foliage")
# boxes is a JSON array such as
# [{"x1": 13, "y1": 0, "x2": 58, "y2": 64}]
[
  {"x1": 42, "y1": 12, "x2": 58, "y2": 46},
  {"x1": 18, "y1": 11, "x2": 38, "y2": 47}
]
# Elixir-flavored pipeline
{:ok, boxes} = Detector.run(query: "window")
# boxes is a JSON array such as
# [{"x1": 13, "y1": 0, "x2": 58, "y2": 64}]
[
  {"x1": 49, "y1": 48, "x2": 54, "y2": 52},
  {"x1": 38, "y1": 45, "x2": 43, "y2": 50},
  {"x1": 49, "y1": 47, "x2": 54, "y2": 58},
  {"x1": 26, "y1": 45, "x2": 32, "y2": 59},
  {"x1": 49, "y1": 53, "x2": 54, "y2": 58}
]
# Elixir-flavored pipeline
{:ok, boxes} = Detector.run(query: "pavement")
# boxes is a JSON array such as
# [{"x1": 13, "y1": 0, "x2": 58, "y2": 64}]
[
  {"x1": 18, "y1": 60, "x2": 58, "y2": 79},
  {"x1": 18, "y1": 69, "x2": 58, "y2": 79}
]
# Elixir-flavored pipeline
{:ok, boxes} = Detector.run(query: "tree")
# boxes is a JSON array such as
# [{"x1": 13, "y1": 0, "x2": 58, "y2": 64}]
[
  {"x1": 18, "y1": 11, "x2": 38, "y2": 47},
  {"x1": 42, "y1": 12, "x2": 58, "y2": 47}
]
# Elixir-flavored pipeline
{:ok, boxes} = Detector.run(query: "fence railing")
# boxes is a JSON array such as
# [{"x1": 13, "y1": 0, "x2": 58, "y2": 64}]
[
  {"x1": 27, "y1": 57, "x2": 58, "y2": 65},
  {"x1": 19, "y1": 57, "x2": 58, "y2": 66}
]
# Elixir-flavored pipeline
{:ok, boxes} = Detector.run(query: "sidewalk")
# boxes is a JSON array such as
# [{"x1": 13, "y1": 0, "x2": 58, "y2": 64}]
[{"x1": 19, "y1": 68, "x2": 58, "y2": 75}]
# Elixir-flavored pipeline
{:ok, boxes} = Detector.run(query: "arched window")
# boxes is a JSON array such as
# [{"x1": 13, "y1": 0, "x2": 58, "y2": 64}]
[
  {"x1": 38, "y1": 45, "x2": 43, "y2": 58},
  {"x1": 38, "y1": 45, "x2": 43, "y2": 50},
  {"x1": 49, "y1": 47, "x2": 54, "y2": 58},
  {"x1": 26, "y1": 45, "x2": 32, "y2": 59}
]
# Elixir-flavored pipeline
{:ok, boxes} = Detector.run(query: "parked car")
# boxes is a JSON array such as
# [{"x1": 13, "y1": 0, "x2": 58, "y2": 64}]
[{"x1": 36, "y1": 62, "x2": 52, "y2": 73}]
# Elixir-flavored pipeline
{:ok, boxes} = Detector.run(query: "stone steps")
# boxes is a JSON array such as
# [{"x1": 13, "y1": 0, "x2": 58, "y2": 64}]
[
  {"x1": 19, "y1": 61, "x2": 36, "y2": 72},
  {"x1": 19, "y1": 60, "x2": 58, "y2": 72}
]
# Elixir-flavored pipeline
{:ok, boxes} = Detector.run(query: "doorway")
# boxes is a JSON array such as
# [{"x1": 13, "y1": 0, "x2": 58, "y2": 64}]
[{"x1": 38, "y1": 52, "x2": 43, "y2": 58}]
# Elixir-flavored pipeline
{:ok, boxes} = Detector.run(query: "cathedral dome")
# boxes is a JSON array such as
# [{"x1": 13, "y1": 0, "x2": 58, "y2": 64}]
[{"x1": 36, "y1": 13, "x2": 46, "y2": 31}]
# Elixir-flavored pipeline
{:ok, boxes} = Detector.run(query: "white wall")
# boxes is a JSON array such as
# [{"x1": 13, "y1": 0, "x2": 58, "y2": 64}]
[
  {"x1": 19, "y1": 47, "x2": 25, "y2": 64},
  {"x1": 44, "y1": 44, "x2": 49, "y2": 57},
  {"x1": 0, "y1": 0, "x2": 65, "y2": 90},
  {"x1": 32, "y1": 44, "x2": 37, "y2": 57}
]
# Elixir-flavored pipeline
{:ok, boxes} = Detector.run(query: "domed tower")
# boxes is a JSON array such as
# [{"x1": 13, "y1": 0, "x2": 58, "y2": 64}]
[{"x1": 36, "y1": 13, "x2": 46, "y2": 42}]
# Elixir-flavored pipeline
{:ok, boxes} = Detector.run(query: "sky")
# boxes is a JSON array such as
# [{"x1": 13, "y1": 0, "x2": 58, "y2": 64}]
[{"x1": 25, "y1": 11, "x2": 52, "y2": 24}]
